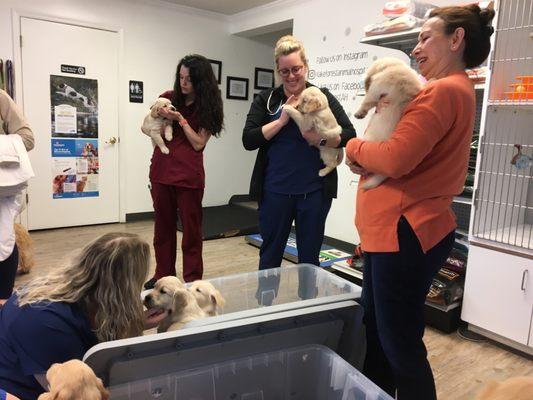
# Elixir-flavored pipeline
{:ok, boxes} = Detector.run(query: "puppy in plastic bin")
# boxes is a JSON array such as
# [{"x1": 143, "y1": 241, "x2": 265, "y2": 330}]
[{"x1": 144, "y1": 276, "x2": 207, "y2": 332}]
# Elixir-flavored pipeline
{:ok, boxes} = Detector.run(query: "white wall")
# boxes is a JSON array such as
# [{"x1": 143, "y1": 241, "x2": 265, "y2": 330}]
[
  {"x1": 231, "y1": 0, "x2": 466, "y2": 244},
  {"x1": 0, "y1": 0, "x2": 274, "y2": 215}
]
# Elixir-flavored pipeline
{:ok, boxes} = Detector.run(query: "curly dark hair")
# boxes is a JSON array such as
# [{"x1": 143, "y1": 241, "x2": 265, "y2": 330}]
[
  {"x1": 172, "y1": 54, "x2": 224, "y2": 137},
  {"x1": 430, "y1": 4, "x2": 495, "y2": 69}
]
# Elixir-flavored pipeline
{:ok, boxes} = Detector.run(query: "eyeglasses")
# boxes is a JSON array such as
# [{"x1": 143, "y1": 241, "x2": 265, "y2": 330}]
[{"x1": 278, "y1": 65, "x2": 305, "y2": 77}]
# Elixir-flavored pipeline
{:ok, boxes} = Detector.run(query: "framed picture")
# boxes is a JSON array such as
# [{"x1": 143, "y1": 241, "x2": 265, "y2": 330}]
[
  {"x1": 254, "y1": 67, "x2": 274, "y2": 90},
  {"x1": 208, "y1": 59, "x2": 222, "y2": 84},
  {"x1": 226, "y1": 76, "x2": 249, "y2": 100}
]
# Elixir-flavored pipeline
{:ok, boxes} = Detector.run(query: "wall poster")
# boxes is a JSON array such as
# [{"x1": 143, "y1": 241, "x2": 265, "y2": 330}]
[{"x1": 50, "y1": 75, "x2": 99, "y2": 198}]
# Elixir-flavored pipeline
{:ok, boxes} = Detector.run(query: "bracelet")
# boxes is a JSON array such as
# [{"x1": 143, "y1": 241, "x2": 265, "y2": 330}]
[{"x1": 179, "y1": 119, "x2": 188, "y2": 127}]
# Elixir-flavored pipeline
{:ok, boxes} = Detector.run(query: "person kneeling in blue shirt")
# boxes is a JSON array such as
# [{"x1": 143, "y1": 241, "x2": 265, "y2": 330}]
[{"x1": 0, "y1": 232, "x2": 167, "y2": 400}]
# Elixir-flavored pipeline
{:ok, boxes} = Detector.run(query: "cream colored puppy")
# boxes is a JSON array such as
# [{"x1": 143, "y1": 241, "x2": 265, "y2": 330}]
[
  {"x1": 283, "y1": 87, "x2": 343, "y2": 177},
  {"x1": 143, "y1": 276, "x2": 184, "y2": 332},
  {"x1": 162, "y1": 287, "x2": 207, "y2": 332},
  {"x1": 37, "y1": 360, "x2": 109, "y2": 400},
  {"x1": 354, "y1": 57, "x2": 422, "y2": 189},
  {"x1": 143, "y1": 276, "x2": 206, "y2": 332},
  {"x1": 141, "y1": 97, "x2": 176, "y2": 154},
  {"x1": 188, "y1": 280, "x2": 226, "y2": 316}
]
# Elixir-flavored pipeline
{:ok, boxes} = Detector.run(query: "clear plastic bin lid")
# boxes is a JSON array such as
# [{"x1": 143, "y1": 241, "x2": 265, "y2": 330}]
[{"x1": 180, "y1": 264, "x2": 362, "y2": 327}]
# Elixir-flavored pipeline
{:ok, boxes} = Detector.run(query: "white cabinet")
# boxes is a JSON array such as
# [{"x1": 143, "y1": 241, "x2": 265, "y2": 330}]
[{"x1": 462, "y1": 245, "x2": 532, "y2": 348}]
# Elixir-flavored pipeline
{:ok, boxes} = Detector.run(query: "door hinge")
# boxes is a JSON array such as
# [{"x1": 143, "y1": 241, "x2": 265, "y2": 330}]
[{"x1": 19, "y1": 35, "x2": 23, "y2": 48}]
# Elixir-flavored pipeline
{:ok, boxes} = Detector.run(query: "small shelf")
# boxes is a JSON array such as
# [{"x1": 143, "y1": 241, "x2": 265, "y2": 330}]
[
  {"x1": 473, "y1": 223, "x2": 533, "y2": 251},
  {"x1": 330, "y1": 263, "x2": 363, "y2": 281},
  {"x1": 474, "y1": 83, "x2": 486, "y2": 90},
  {"x1": 453, "y1": 195, "x2": 473, "y2": 205},
  {"x1": 360, "y1": 28, "x2": 421, "y2": 52},
  {"x1": 488, "y1": 100, "x2": 533, "y2": 107},
  {"x1": 425, "y1": 300, "x2": 461, "y2": 312}
]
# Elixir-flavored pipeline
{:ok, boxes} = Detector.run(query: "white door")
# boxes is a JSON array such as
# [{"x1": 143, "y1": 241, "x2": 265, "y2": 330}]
[{"x1": 20, "y1": 17, "x2": 120, "y2": 230}]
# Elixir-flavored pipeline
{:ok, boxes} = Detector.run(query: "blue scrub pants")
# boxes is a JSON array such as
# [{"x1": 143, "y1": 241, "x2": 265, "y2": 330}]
[{"x1": 258, "y1": 189, "x2": 332, "y2": 269}]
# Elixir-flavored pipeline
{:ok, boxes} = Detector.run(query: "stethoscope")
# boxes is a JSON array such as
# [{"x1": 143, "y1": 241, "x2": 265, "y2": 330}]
[{"x1": 266, "y1": 90, "x2": 285, "y2": 116}]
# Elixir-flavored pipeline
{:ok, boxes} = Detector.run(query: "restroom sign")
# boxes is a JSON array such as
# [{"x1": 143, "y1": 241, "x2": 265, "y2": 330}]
[{"x1": 129, "y1": 80, "x2": 143, "y2": 103}]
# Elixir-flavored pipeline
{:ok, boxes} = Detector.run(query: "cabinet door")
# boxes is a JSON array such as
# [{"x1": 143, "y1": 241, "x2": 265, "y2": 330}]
[
  {"x1": 462, "y1": 246, "x2": 532, "y2": 345},
  {"x1": 529, "y1": 305, "x2": 533, "y2": 348}
]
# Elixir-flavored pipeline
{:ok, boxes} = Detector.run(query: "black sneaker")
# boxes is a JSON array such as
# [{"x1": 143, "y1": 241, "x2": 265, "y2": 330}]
[{"x1": 144, "y1": 277, "x2": 157, "y2": 290}]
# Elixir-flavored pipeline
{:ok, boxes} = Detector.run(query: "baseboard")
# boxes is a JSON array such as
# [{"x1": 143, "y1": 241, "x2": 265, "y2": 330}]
[{"x1": 125, "y1": 212, "x2": 154, "y2": 222}]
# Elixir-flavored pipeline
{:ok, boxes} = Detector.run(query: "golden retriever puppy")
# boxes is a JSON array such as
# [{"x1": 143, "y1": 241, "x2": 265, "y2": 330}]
[
  {"x1": 37, "y1": 360, "x2": 109, "y2": 400},
  {"x1": 188, "y1": 280, "x2": 226, "y2": 316},
  {"x1": 160, "y1": 287, "x2": 207, "y2": 332},
  {"x1": 143, "y1": 276, "x2": 199, "y2": 333},
  {"x1": 143, "y1": 276, "x2": 184, "y2": 314},
  {"x1": 14, "y1": 223, "x2": 34, "y2": 274},
  {"x1": 141, "y1": 97, "x2": 176, "y2": 154},
  {"x1": 283, "y1": 87, "x2": 344, "y2": 177},
  {"x1": 475, "y1": 376, "x2": 533, "y2": 400},
  {"x1": 354, "y1": 57, "x2": 422, "y2": 190}
]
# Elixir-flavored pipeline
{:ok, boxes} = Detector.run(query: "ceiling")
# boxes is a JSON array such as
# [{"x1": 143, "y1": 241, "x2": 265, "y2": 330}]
[{"x1": 158, "y1": 0, "x2": 278, "y2": 15}]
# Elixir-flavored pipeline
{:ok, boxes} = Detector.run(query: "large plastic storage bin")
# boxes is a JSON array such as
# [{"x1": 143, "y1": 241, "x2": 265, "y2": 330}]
[
  {"x1": 165, "y1": 264, "x2": 362, "y2": 328},
  {"x1": 108, "y1": 344, "x2": 392, "y2": 400}
]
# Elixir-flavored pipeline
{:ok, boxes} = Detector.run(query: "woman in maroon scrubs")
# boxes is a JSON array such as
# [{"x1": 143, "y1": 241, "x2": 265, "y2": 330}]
[{"x1": 145, "y1": 54, "x2": 223, "y2": 289}]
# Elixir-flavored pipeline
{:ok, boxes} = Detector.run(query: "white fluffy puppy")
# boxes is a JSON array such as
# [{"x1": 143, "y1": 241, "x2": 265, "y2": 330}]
[
  {"x1": 141, "y1": 97, "x2": 176, "y2": 155},
  {"x1": 163, "y1": 288, "x2": 207, "y2": 332},
  {"x1": 354, "y1": 57, "x2": 422, "y2": 190},
  {"x1": 143, "y1": 276, "x2": 209, "y2": 332},
  {"x1": 283, "y1": 87, "x2": 344, "y2": 177},
  {"x1": 143, "y1": 276, "x2": 184, "y2": 332},
  {"x1": 188, "y1": 280, "x2": 226, "y2": 316}
]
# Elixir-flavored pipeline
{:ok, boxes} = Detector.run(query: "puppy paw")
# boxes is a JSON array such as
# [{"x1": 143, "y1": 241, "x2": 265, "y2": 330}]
[
  {"x1": 160, "y1": 147, "x2": 170, "y2": 155},
  {"x1": 318, "y1": 167, "x2": 333, "y2": 177},
  {"x1": 354, "y1": 109, "x2": 368, "y2": 119}
]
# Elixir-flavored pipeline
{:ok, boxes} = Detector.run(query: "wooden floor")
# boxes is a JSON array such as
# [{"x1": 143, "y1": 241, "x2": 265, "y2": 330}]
[{"x1": 15, "y1": 220, "x2": 533, "y2": 399}]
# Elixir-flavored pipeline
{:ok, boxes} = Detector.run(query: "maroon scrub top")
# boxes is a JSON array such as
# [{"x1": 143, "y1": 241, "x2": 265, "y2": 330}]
[{"x1": 149, "y1": 91, "x2": 204, "y2": 188}]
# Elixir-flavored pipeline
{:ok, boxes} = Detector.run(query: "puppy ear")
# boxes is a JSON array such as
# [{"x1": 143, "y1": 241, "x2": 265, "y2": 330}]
[
  {"x1": 307, "y1": 98, "x2": 322, "y2": 112},
  {"x1": 96, "y1": 378, "x2": 110, "y2": 400},
  {"x1": 211, "y1": 290, "x2": 226, "y2": 308},
  {"x1": 150, "y1": 104, "x2": 160, "y2": 118},
  {"x1": 364, "y1": 76, "x2": 372, "y2": 92}
]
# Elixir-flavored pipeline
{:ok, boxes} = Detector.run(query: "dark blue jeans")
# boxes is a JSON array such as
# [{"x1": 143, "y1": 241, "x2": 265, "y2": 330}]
[{"x1": 362, "y1": 217, "x2": 454, "y2": 399}]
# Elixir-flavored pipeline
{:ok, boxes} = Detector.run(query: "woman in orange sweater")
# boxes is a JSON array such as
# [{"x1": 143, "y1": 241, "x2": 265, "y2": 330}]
[{"x1": 346, "y1": 5, "x2": 495, "y2": 399}]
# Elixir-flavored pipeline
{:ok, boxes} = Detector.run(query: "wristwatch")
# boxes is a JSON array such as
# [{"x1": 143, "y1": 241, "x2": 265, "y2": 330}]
[{"x1": 319, "y1": 138, "x2": 327, "y2": 146}]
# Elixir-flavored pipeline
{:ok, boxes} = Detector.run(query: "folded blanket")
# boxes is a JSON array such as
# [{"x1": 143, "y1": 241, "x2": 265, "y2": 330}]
[
  {"x1": 0, "y1": 134, "x2": 34, "y2": 196},
  {"x1": 0, "y1": 134, "x2": 20, "y2": 165}
]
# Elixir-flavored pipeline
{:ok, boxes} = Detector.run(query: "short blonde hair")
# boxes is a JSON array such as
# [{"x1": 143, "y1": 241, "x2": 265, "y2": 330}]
[
  {"x1": 274, "y1": 35, "x2": 308, "y2": 68},
  {"x1": 17, "y1": 232, "x2": 150, "y2": 342}
]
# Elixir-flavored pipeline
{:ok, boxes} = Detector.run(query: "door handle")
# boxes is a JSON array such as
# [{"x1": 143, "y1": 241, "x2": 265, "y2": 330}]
[
  {"x1": 105, "y1": 137, "x2": 118, "y2": 145},
  {"x1": 521, "y1": 270, "x2": 528, "y2": 291}
]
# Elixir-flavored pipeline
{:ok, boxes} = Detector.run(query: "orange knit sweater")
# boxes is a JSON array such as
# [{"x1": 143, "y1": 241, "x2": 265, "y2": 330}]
[{"x1": 346, "y1": 71, "x2": 475, "y2": 253}]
